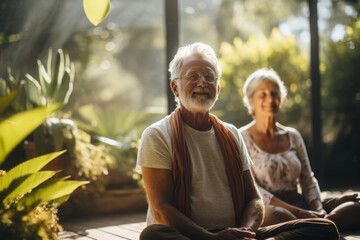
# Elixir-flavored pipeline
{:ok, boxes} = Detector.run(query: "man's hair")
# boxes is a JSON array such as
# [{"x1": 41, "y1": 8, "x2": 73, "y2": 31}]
[
  {"x1": 243, "y1": 68, "x2": 287, "y2": 115},
  {"x1": 168, "y1": 42, "x2": 222, "y2": 82}
]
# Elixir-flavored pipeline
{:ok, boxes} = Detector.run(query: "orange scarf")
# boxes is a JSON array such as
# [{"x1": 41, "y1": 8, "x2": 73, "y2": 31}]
[{"x1": 170, "y1": 108, "x2": 245, "y2": 226}]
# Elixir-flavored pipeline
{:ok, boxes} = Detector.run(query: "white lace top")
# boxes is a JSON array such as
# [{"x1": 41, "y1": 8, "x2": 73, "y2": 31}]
[{"x1": 239, "y1": 124, "x2": 321, "y2": 206}]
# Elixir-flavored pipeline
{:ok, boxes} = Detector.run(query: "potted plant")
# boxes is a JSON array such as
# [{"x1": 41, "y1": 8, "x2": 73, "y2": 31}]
[{"x1": 0, "y1": 93, "x2": 87, "y2": 239}]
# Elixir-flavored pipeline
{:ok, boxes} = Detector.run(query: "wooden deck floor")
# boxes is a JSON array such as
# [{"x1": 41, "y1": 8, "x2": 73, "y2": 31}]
[
  {"x1": 59, "y1": 188, "x2": 360, "y2": 240},
  {"x1": 59, "y1": 212, "x2": 146, "y2": 240}
]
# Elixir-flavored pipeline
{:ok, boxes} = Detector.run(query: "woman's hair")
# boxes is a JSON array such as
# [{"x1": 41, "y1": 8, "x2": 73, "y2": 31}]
[
  {"x1": 168, "y1": 42, "x2": 222, "y2": 82},
  {"x1": 243, "y1": 68, "x2": 287, "y2": 115}
]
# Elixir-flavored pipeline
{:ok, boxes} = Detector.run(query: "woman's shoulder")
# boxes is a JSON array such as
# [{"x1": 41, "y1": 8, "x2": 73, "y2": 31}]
[
  {"x1": 276, "y1": 123, "x2": 303, "y2": 140},
  {"x1": 238, "y1": 122, "x2": 254, "y2": 134}
]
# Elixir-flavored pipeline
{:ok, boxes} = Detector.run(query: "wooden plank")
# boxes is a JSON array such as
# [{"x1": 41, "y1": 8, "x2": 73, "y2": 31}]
[
  {"x1": 98, "y1": 225, "x2": 141, "y2": 240},
  {"x1": 120, "y1": 222, "x2": 147, "y2": 233},
  {"x1": 58, "y1": 230, "x2": 95, "y2": 240}
]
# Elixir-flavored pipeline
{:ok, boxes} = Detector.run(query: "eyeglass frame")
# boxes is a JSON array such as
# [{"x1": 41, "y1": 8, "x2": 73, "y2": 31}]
[{"x1": 173, "y1": 71, "x2": 218, "y2": 83}]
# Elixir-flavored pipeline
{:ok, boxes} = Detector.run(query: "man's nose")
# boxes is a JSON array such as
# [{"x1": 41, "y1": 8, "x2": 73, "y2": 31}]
[{"x1": 196, "y1": 75, "x2": 208, "y2": 87}]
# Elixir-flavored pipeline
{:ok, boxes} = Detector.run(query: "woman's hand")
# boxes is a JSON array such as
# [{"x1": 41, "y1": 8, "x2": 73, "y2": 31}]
[
  {"x1": 339, "y1": 193, "x2": 359, "y2": 204},
  {"x1": 211, "y1": 227, "x2": 256, "y2": 240}
]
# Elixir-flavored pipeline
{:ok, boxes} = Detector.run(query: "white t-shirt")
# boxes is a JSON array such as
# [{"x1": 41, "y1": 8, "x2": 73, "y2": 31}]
[{"x1": 136, "y1": 115, "x2": 252, "y2": 230}]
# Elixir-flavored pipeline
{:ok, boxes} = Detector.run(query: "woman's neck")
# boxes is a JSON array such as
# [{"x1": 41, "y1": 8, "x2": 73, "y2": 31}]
[{"x1": 252, "y1": 115, "x2": 277, "y2": 137}]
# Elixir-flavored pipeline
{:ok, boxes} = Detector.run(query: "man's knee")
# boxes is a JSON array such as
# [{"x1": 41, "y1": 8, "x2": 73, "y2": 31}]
[{"x1": 140, "y1": 224, "x2": 189, "y2": 240}]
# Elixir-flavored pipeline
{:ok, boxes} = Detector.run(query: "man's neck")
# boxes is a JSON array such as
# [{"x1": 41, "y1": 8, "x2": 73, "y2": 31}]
[{"x1": 179, "y1": 105, "x2": 212, "y2": 131}]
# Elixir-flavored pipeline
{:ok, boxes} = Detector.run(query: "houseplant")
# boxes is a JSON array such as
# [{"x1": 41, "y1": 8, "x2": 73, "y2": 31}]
[{"x1": 0, "y1": 93, "x2": 87, "y2": 239}]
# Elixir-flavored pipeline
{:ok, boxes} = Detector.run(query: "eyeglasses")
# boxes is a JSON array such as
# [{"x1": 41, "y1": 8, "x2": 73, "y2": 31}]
[{"x1": 174, "y1": 71, "x2": 217, "y2": 83}]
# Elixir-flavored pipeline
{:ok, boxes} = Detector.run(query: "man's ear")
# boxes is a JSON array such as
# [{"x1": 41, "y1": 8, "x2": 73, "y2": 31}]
[
  {"x1": 217, "y1": 83, "x2": 221, "y2": 94},
  {"x1": 171, "y1": 80, "x2": 179, "y2": 97}
]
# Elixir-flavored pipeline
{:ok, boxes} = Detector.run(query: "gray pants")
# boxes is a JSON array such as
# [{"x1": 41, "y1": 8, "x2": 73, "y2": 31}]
[{"x1": 140, "y1": 218, "x2": 339, "y2": 240}]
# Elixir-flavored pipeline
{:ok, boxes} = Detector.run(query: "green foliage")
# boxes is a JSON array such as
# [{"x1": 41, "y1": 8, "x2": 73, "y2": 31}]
[
  {"x1": 320, "y1": 4, "x2": 360, "y2": 185},
  {"x1": 0, "y1": 104, "x2": 62, "y2": 165},
  {"x1": 0, "y1": 94, "x2": 87, "y2": 239},
  {"x1": 70, "y1": 105, "x2": 164, "y2": 190},
  {"x1": 0, "y1": 49, "x2": 75, "y2": 156},
  {"x1": 74, "y1": 104, "x2": 163, "y2": 139},
  {"x1": 25, "y1": 49, "x2": 75, "y2": 108},
  {"x1": 64, "y1": 128, "x2": 114, "y2": 197},
  {"x1": 217, "y1": 28, "x2": 310, "y2": 134},
  {"x1": 0, "y1": 203, "x2": 62, "y2": 240}
]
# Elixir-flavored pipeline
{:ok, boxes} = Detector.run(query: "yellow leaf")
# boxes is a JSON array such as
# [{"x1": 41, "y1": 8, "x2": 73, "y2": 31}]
[{"x1": 83, "y1": 0, "x2": 110, "y2": 26}]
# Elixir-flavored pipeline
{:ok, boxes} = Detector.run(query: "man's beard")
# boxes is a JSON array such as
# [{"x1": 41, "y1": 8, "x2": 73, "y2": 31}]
[{"x1": 178, "y1": 85, "x2": 217, "y2": 114}]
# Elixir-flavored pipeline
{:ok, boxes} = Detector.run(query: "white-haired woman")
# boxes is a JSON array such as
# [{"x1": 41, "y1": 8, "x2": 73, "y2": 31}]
[{"x1": 239, "y1": 68, "x2": 360, "y2": 231}]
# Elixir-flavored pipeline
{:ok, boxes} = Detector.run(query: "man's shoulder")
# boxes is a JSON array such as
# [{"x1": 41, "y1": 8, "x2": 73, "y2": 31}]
[
  {"x1": 142, "y1": 115, "x2": 172, "y2": 139},
  {"x1": 219, "y1": 119, "x2": 238, "y2": 133}
]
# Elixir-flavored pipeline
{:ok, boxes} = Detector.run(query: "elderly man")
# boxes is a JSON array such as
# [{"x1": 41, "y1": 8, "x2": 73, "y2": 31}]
[{"x1": 136, "y1": 42, "x2": 339, "y2": 240}]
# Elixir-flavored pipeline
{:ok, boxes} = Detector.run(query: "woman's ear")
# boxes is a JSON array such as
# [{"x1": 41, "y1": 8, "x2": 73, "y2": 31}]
[{"x1": 171, "y1": 80, "x2": 179, "y2": 97}]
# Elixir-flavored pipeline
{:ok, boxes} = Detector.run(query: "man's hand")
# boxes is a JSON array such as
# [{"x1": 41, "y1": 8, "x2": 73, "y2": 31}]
[
  {"x1": 211, "y1": 227, "x2": 256, "y2": 240},
  {"x1": 295, "y1": 208, "x2": 325, "y2": 219}
]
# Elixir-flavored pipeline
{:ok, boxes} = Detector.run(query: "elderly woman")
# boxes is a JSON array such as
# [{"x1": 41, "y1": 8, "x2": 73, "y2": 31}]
[{"x1": 238, "y1": 68, "x2": 360, "y2": 231}]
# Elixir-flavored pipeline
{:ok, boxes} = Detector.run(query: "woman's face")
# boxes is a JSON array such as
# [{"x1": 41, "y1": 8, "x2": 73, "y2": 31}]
[{"x1": 249, "y1": 81, "x2": 281, "y2": 118}]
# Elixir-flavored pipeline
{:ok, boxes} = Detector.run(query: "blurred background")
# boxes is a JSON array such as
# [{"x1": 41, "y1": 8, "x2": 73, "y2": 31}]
[{"x1": 0, "y1": 0, "x2": 359, "y2": 202}]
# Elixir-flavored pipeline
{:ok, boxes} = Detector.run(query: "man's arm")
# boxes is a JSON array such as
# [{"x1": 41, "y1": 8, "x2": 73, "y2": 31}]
[
  {"x1": 239, "y1": 170, "x2": 265, "y2": 231},
  {"x1": 142, "y1": 166, "x2": 214, "y2": 240}
]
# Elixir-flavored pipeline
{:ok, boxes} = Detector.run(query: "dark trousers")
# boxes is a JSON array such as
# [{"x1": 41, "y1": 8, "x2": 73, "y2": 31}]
[{"x1": 140, "y1": 218, "x2": 339, "y2": 240}]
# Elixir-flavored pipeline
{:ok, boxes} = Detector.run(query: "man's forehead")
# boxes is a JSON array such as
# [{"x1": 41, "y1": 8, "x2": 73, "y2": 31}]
[{"x1": 181, "y1": 56, "x2": 215, "y2": 72}]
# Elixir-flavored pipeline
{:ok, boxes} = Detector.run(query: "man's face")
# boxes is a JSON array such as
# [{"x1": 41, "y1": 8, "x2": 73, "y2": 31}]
[{"x1": 172, "y1": 56, "x2": 220, "y2": 114}]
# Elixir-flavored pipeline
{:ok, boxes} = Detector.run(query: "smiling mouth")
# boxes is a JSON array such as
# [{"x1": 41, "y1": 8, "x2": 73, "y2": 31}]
[{"x1": 192, "y1": 92, "x2": 211, "y2": 98}]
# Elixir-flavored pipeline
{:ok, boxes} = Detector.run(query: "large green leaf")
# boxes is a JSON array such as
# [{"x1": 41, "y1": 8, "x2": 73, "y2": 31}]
[
  {"x1": 16, "y1": 178, "x2": 87, "y2": 211},
  {"x1": 1, "y1": 171, "x2": 57, "y2": 208},
  {"x1": 0, "y1": 88, "x2": 18, "y2": 114},
  {"x1": 0, "y1": 151, "x2": 66, "y2": 194},
  {"x1": 83, "y1": 0, "x2": 110, "y2": 26},
  {"x1": 0, "y1": 104, "x2": 62, "y2": 165}
]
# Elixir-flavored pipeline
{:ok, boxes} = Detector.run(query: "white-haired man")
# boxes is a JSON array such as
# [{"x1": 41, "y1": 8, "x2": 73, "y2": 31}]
[{"x1": 136, "y1": 42, "x2": 339, "y2": 240}]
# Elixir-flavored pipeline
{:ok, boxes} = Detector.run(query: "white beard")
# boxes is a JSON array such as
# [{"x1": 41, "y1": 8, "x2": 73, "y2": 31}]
[{"x1": 178, "y1": 84, "x2": 217, "y2": 114}]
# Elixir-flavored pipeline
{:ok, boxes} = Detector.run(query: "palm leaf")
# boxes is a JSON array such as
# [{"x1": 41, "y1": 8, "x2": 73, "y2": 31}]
[
  {"x1": 0, "y1": 151, "x2": 66, "y2": 194},
  {"x1": 1, "y1": 171, "x2": 57, "y2": 208},
  {"x1": 16, "y1": 178, "x2": 87, "y2": 211},
  {"x1": 0, "y1": 104, "x2": 62, "y2": 165}
]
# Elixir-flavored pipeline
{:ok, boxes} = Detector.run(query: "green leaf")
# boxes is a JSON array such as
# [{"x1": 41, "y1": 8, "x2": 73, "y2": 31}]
[
  {"x1": 0, "y1": 151, "x2": 66, "y2": 194},
  {"x1": 52, "y1": 194, "x2": 71, "y2": 206},
  {"x1": 26, "y1": 73, "x2": 45, "y2": 107},
  {"x1": 1, "y1": 171, "x2": 57, "y2": 208},
  {"x1": 47, "y1": 49, "x2": 52, "y2": 82},
  {"x1": 16, "y1": 178, "x2": 87, "y2": 211},
  {"x1": 47, "y1": 118, "x2": 64, "y2": 151},
  {"x1": 0, "y1": 88, "x2": 18, "y2": 114},
  {"x1": 0, "y1": 104, "x2": 62, "y2": 165},
  {"x1": 83, "y1": 0, "x2": 110, "y2": 26},
  {"x1": 53, "y1": 66, "x2": 74, "y2": 104},
  {"x1": 50, "y1": 49, "x2": 64, "y2": 98},
  {"x1": 37, "y1": 60, "x2": 50, "y2": 100}
]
